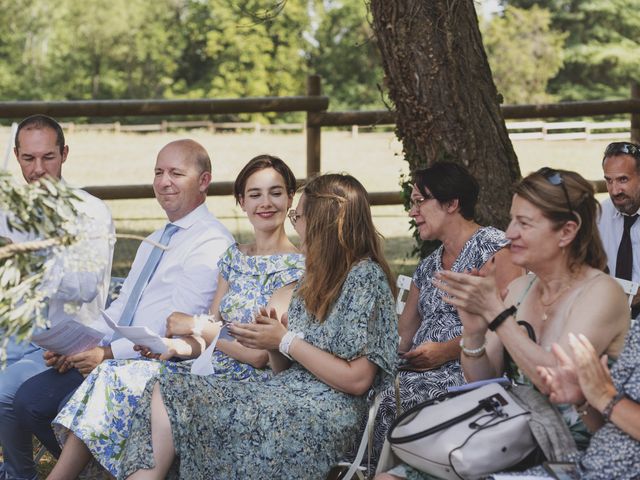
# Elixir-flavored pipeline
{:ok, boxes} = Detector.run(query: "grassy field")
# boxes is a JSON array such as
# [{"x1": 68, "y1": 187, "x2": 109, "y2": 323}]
[{"x1": 0, "y1": 128, "x2": 617, "y2": 277}]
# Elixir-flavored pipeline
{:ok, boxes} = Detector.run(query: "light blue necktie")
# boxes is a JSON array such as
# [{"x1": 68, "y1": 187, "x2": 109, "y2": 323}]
[{"x1": 118, "y1": 223, "x2": 180, "y2": 327}]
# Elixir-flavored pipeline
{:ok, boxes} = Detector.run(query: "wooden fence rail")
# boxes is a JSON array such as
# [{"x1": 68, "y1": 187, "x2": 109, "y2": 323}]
[{"x1": 2, "y1": 75, "x2": 638, "y2": 202}]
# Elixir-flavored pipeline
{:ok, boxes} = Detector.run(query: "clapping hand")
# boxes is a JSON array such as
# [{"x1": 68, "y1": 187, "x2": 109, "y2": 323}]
[
  {"x1": 538, "y1": 333, "x2": 617, "y2": 411},
  {"x1": 434, "y1": 263, "x2": 504, "y2": 336},
  {"x1": 229, "y1": 307, "x2": 287, "y2": 351},
  {"x1": 537, "y1": 342, "x2": 584, "y2": 404}
]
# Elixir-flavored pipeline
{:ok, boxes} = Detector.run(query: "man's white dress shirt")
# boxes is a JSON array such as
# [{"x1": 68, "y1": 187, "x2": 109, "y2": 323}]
[
  {"x1": 106, "y1": 203, "x2": 234, "y2": 359},
  {"x1": 597, "y1": 197, "x2": 640, "y2": 283}
]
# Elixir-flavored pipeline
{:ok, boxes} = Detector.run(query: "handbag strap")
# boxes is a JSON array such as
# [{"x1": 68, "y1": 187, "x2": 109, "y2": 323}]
[{"x1": 388, "y1": 395, "x2": 497, "y2": 445}]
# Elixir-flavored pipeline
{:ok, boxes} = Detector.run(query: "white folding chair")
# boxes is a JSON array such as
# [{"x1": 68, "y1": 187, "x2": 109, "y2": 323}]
[
  {"x1": 614, "y1": 277, "x2": 639, "y2": 308},
  {"x1": 395, "y1": 274, "x2": 412, "y2": 316}
]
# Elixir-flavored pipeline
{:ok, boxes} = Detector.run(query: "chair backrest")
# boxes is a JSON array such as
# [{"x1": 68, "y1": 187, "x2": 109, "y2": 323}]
[
  {"x1": 396, "y1": 274, "x2": 412, "y2": 315},
  {"x1": 615, "y1": 277, "x2": 639, "y2": 308}
]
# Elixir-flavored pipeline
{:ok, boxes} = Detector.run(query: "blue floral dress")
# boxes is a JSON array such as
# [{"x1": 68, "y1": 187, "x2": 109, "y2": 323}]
[
  {"x1": 371, "y1": 227, "x2": 509, "y2": 468},
  {"x1": 118, "y1": 259, "x2": 398, "y2": 480},
  {"x1": 52, "y1": 244, "x2": 304, "y2": 478}
]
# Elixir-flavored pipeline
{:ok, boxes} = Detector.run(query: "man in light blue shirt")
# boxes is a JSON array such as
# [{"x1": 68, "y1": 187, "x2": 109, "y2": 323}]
[
  {"x1": 0, "y1": 115, "x2": 114, "y2": 480},
  {"x1": 12, "y1": 138, "x2": 234, "y2": 472}
]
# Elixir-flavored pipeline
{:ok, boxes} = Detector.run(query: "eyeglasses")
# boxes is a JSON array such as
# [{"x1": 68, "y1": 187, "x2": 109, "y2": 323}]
[
  {"x1": 537, "y1": 167, "x2": 574, "y2": 214},
  {"x1": 287, "y1": 209, "x2": 302, "y2": 226},
  {"x1": 409, "y1": 192, "x2": 435, "y2": 209},
  {"x1": 604, "y1": 142, "x2": 640, "y2": 160}
]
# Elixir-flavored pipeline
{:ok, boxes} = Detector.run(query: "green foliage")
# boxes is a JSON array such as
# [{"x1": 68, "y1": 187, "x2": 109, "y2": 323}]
[
  {"x1": 504, "y1": 0, "x2": 640, "y2": 101},
  {"x1": 0, "y1": 0, "x2": 389, "y2": 115},
  {"x1": 308, "y1": 0, "x2": 387, "y2": 110},
  {"x1": 0, "y1": 174, "x2": 84, "y2": 363},
  {"x1": 481, "y1": 5, "x2": 566, "y2": 104}
]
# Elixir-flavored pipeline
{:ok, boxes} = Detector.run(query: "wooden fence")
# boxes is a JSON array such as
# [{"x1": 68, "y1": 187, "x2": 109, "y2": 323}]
[
  {"x1": 25, "y1": 119, "x2": 630, "y2": 141},
  {"x1": 1, "y1": 76, "x2": 639, "y2": 203}
]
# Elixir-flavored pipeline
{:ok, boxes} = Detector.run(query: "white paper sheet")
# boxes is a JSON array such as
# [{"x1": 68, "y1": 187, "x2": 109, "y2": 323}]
[
  {"x1": 32, "y1": 319, "x2": 105, "y2": 356},
  {"x1": 190, "y1": 324, "x2": 228, "y2": 376},
  {"x1": 100, "y1": 309, "x2": 168, "y2": 354}
]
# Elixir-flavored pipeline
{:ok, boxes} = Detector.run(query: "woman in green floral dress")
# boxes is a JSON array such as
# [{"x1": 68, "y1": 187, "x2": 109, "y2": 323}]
[{"x1": 119, "y1": 173, "x2": 399, "y2": 480}]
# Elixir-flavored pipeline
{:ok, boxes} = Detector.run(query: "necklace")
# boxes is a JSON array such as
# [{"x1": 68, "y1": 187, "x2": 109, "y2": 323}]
[{"x1": 539, "y1": 283, "x2": 572, "y2": 322}]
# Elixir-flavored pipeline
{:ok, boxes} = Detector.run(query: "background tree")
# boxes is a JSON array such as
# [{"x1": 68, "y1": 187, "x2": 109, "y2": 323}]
[
  {"x1": 308, "y1": 0, "x2": 386, "y2": 110},
  {"x1": 481, "y1": 5, "x2": 566, "y2": 104},
  {"x1": 369, "y1": 0, "x2": 520, "y2": 229},
  {"x1": 504, "y1": 0, "x2": 640, "y2": 100}
]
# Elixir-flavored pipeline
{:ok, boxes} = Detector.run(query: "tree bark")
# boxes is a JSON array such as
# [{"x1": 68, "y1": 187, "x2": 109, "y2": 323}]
[{"x1": 369, "y1": 0, "x2": 520, "y2": 229}]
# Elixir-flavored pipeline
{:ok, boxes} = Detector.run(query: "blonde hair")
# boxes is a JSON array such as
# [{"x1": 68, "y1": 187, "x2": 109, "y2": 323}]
[
  {"x1": 515, "y1": 169, "x2": 606, "y2": 271},
  {"x1": 297, "y1": 174, "x2": 395, "y2": 320}
]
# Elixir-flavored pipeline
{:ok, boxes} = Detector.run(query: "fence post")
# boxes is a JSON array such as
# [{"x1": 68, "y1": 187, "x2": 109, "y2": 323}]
[
  {"x1": 306, "y1": 75, "x2": 322, "y2": 178},
  {"x1": 631, "y1": 82, "x2": 640, "y2": 143}
]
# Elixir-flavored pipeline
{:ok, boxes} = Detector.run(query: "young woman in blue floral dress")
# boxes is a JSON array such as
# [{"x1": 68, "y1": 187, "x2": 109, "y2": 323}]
[
  {"x1": 116, "y1": 173, "x2": 399, "y2": 480},
  {"x1": 46, "y1": 155, "x2": 305, "y2": 479}
]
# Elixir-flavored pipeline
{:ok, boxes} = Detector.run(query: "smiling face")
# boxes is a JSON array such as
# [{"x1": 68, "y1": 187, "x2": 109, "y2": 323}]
[
  {"x1": 505, "y1": 194, "x2": 568, "y2": 268},
  {"x1": 603, "y1": 154, "x2": 640, "y2": 215},
  {"x1": 14, "y1": 127, "x2": 67, "y2": 183},
  {"x1": 239, "y1": 167, "x2": 292, "y2": 233},
  {"x1": 409, "y1": 184, "x2": 447, "y2": 241},
  {"x1": 153, "y1": 142, "x2": 211, "y2": 222}
]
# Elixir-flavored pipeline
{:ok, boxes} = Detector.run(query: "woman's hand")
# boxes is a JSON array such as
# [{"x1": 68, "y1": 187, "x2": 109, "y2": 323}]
[
  {"x1": 401, "y1": 339, "x2": 459, "y2": 371},
  {"x1": 434, "y1": 267, "x2": 504, "y2": 337},
  {"x1": 229, "y1": 307, "x2": 287, "y2": 351},
  {"x1": 434, "y1": 267, "x2": 504, "y2": 322},
  {"x1": 569, "y1": 332, "x2": 617, "y2": 412},
  {"x1": 537, "y1": 342, "x2": 585, "y2": 405},
  {"x1": 165, "y1": 312, "x2": 196, "y2": 337}
]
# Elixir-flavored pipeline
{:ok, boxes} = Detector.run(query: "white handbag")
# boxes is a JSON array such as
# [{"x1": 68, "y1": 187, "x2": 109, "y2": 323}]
[{"x1": 387, "y1": 383, "x2": 537, "y2": 480}]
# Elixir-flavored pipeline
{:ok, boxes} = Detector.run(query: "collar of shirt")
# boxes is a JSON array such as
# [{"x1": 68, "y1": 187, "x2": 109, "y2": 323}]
[{"x1": 169, "y1": 202, "x2": 210, "y2": 231}]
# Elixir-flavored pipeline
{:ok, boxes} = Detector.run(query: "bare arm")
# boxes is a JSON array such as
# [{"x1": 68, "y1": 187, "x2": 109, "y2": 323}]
[
  {"x1": 231, "y1": 307, "x2": 378, "y2": 396},
  {"x1": 398, "y1": 282, "x2": 421, "y2": 352}
]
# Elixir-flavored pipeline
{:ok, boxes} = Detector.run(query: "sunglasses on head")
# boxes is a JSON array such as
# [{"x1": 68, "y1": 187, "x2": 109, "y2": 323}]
[
  {"x1": 604, "y1": 142, "x2": 640, "y2": 160},
  {"x1": 537, "y1": 167, "x2": 574, "y2": 214}
]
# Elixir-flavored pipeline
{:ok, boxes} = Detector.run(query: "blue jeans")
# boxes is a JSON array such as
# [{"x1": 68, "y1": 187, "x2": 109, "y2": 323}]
[
  {"x1": 0, "y1": 340, "x2": 47, "y2": 480},
  {"x1": 13, "y1": 367, "x2": 84, "y2": 460}
]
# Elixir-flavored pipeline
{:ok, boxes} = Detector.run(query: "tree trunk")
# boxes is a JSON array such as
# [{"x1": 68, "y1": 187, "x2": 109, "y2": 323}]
[{"x1": 370, "y1": 0, "x2": 520, "y2": 229}]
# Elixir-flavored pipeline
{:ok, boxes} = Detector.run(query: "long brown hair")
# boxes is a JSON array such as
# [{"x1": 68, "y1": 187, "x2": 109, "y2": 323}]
[
  {"x1": 515, "y1": 168, "x2": 606, "y2": 271},
  {"x1": 297, "y1": 173, "x2": 395, "y2": 320}
]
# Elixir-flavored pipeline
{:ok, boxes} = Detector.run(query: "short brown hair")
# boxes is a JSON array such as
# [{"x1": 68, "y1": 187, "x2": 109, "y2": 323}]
[
  {"x1": 15, "y1": 115, "x2": 66, "y2": 155},
  {"x1": 233, "y1": 154, "x2": 296, "y2": 204}
]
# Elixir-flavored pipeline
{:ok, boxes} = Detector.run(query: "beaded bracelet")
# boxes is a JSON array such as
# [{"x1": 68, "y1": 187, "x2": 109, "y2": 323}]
[
  {"x1": 279, "y1": 331, "x2": 304, "y2": 359},
  {"x1": 602, "y1": 391, "x2": 626, "y2": 422},
  {"x1": 459, "y1": 337, "x2": 487, "y2": 358}
]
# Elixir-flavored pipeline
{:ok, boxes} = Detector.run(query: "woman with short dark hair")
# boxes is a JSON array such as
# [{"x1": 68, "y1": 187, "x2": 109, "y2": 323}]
[{"x1": 370, "y1": 161, "x2": 523, "y2": 468}]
